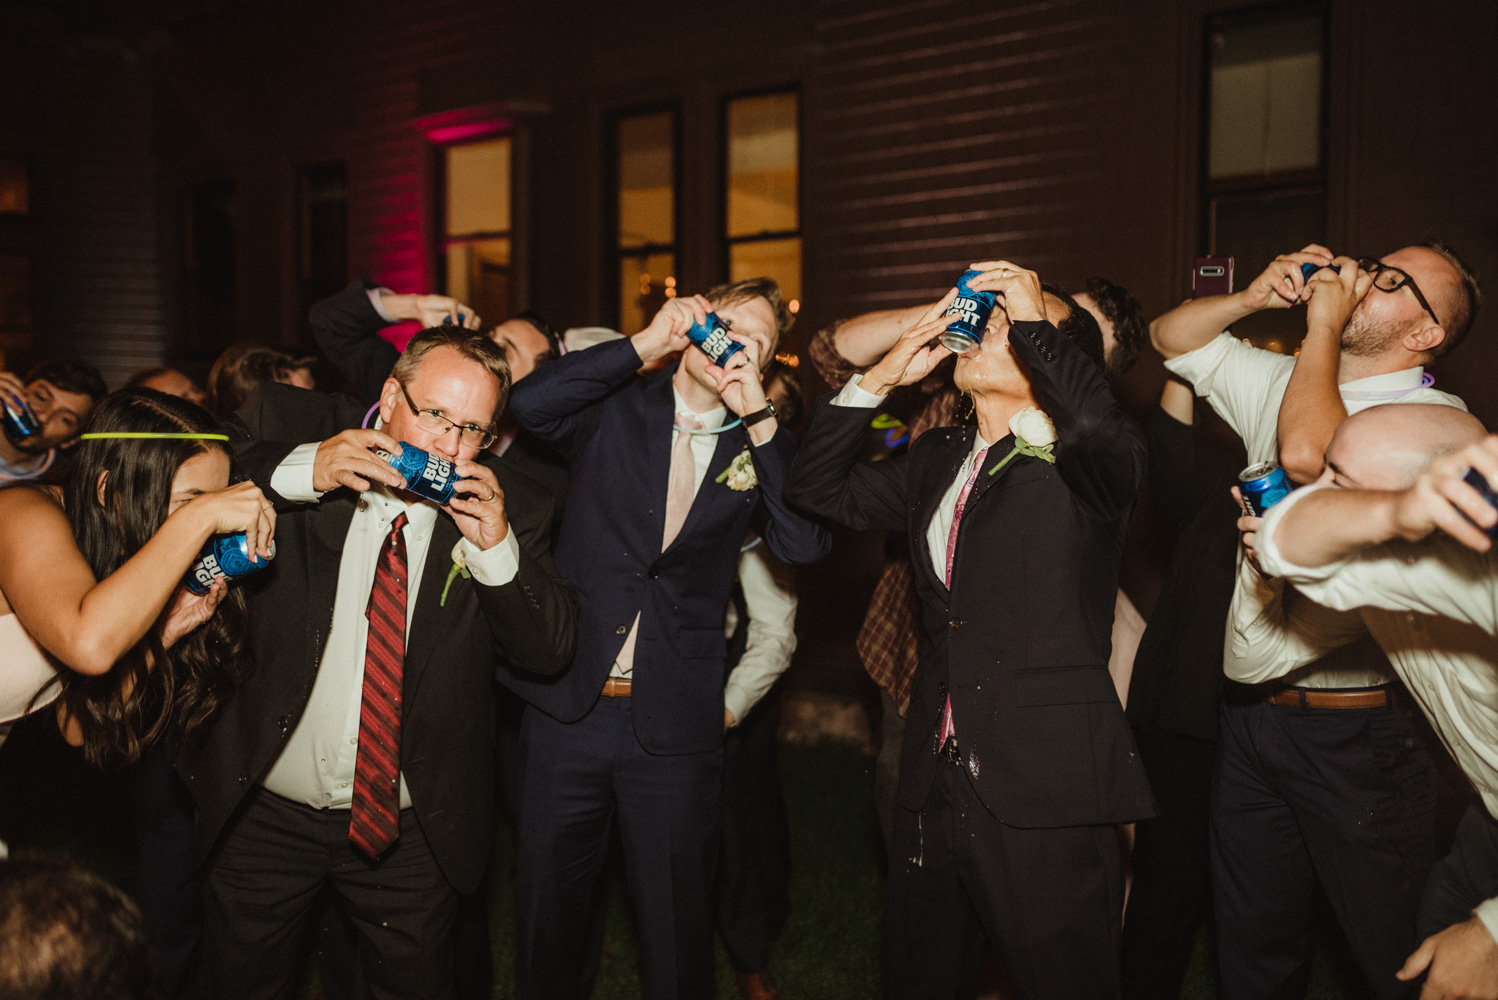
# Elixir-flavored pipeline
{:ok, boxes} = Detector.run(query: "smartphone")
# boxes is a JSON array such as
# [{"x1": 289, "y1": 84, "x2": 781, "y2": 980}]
[{"x1": 1193, "y1": 256, "x2": 1234, "y2": 298}]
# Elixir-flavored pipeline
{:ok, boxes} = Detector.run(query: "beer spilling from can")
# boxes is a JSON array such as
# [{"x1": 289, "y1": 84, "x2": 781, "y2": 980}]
[
  {"x1": 1239, "y1": 462, "x2": 1292, "y2": 516},
  {"x1": 938, "y1": 270, "x2": 998, "y2": 355},
  {"x1": 184, "y1": 533, "x2": 276, "y2": 595},
  {"x1": 1, "y1": 391, "x2": 41, "y2": 446},
  {"x1": 686, "y1": 312, "x2": 746, "y2": 368},
  {"x1": 377, "y1": 442, "x2": 458, "y2": 506}
]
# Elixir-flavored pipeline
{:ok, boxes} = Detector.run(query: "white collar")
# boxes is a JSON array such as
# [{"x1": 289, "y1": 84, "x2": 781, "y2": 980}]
[
  {"x1": 671, "y1": 386, "x2": 727, "y2": 429},
  {"x1": 1339, "y1": 366, "x2": 1425, "y2": 395}
]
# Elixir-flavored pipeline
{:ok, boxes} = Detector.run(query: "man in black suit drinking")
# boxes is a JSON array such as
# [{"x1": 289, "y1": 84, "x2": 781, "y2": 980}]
[
  {"x1": 178, "y1": 326, "x2": 577, "y2": 1000},
  {"x1": 786, "y1": 261, "x2": 1153, "y2": 1000}
]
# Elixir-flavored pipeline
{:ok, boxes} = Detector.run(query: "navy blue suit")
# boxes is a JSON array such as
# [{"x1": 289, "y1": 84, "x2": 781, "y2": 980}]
[{"x1": 505, "y1": 337, "x2": 828, "y2": 1000}]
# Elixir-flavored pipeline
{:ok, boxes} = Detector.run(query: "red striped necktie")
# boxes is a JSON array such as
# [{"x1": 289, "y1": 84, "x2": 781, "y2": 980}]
[{"x1": 350, "y1": 512, "x2": 408, "y2": 860}]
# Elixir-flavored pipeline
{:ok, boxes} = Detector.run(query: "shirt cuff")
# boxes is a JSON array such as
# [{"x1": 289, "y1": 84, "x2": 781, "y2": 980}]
[
  {"x1": 366, "y1": 287, "x2": 398, "y2": 324},
  {"x1": 723, "y1": 682, "x2": 755, "y2": 727},
  {"x1": 460, "y1": 528, "x2": 520, "y2": 587},
  {"x1": 1475, "y1": 898, "x2": 1498, "y2": 948},
  {"x1": 269, "y1": 442, "x2": 325, "y2": 502},
  {"x1": 1256, "y1": 483, "x2": 1340, "y2": 583},
  {"x1": 831, "y1": 373, "x2": 887, "y2": 408}
]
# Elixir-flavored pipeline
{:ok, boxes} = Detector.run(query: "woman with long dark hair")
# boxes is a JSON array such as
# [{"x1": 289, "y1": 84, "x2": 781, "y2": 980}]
[{"x1": 0, "y1": 387, "x2": 273, "y2": 765}]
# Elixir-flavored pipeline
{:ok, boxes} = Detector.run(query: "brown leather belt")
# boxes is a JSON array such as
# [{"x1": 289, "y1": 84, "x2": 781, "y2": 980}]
[
  {"x1": 1266, "y1": 686, "x2": 1393, "y2": 709},
  {"x1": 600, "y1": 676, "x2": 633, "y2": 698}
]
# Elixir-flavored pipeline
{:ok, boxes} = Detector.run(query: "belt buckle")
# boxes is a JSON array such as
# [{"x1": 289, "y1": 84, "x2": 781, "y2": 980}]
[{"x1": 939, "y1": 735, "x2": 962, "y2": 766}]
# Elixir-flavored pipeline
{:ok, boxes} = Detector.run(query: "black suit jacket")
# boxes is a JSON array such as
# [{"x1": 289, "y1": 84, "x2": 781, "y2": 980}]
[
  {"x1": 786, "y1": 320, "x2": 1155, "y2": 828},
  {"x1": 505, "y1": 338, "x2": 830, "y2": 754},
  {"x1": 309, "y1": 277, "x2": 571, "y2": 507},
  {"x1": 175, "y1": 384, "x2": 577, "y2": 892}
]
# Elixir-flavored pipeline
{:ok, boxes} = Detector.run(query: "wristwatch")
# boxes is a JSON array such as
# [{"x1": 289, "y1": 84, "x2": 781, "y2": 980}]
[{"x1": 742, "y1": 400, "x2": 777, "y2": 428}]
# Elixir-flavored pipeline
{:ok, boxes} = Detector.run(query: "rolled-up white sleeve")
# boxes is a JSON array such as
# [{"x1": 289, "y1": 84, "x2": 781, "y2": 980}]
[
  {"x1": 1225, "y1": 556, "x2": 1363, "y2": 684},
  {"x1": 1163, "y1": 333, "x2": 1292, "y2": 458},
  {"x1": 459, "y1": 530, "x2": 520, "y2": 588},
  {"x1": 831, "y1": 373, "x2": 888, "y2": 409},
  {"x1": 723, "y1": 542, "x2": 799, "y2": 725},
  {"x1": 269, "y1": 442, "x2": 326, "y2": 503},
  {"x1": 1258, "y1": 484, "x2": 1498, "y2": 634}
]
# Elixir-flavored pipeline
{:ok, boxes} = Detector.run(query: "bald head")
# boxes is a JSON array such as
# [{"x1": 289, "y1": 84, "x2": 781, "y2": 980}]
[{"x1": 1323, "y1": 404, "x2": 1487, "y2": 490}]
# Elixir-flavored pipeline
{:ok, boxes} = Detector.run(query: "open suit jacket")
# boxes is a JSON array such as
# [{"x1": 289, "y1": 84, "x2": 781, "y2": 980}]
[
  {"x1": 175, "y1": 384, "x2": 578, "y2": 893},
  {"x1": 786, "y1": 319, "x2": 1155, "y2": 828},
  {"x1": 309, "y1": 277, "x2": 571, "y2": 505},
  {"x1": 504, "y1": 337, "x2": 830, "y2": 755}
]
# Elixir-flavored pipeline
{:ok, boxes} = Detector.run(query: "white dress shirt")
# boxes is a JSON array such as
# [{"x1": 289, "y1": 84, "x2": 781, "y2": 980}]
[
  {"x1": 833, "y1": 374, "x2": 990, "y2": 582},
  {"x1": 611, "y1": 389, "x2": 727, "y2": 677},
  {"x1": 259, "y1": 441, "x2": 520, "y2": 810},
  {"x1": 722, "y1": 539, "x2": 799, "y2": 725},
  {"x1": 1254, "y1": 483, "x2": 1498, "y2": 941},
  {"x1": 1165, "y1": 332, "x2": 1466, "y2": 688}
]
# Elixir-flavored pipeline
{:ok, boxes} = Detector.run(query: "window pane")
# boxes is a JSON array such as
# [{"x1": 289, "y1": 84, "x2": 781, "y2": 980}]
[
  {"x1": 729, "y1": 237, "x2": 801, "y2": 310},
  {"x1": 727, "y1": 93, "x2": 798, "y2": 238},
  {"x1": 1208, "y1": 14, "x2": 1322, "y2": 179},
  {"x1": 618, "y1": 113, "x2": 675, "y2": 249},
  {"x1": 446, "y1": 237, "x2": 511, "y2": 329},
  {"x1": 1210, "y1": 187, "x2": 1325, "y2": 350},
  {"x1": 0, "y1": 159, "x2": 26, "y2": 215},
  {"x1": 445, "y1": 137, "x2": 511, "y2": 237},
  {"x1": 619, "y1": 252, "x2": 675, "y2": 336}
]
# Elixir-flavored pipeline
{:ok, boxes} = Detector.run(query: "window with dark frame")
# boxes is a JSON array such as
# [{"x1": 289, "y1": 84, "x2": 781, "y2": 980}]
[
  {"x1": 441, "y1": 135, "x2": 513, "y2": 330},
  {"x1": 180, "y1": 179, "x2": 236, "y2": 363},
  {"x1": 609, "y1": 107, "x2": 679, "y2": 336},
  {"x1": 723, "y1": 90, "x2": 801, "y2": 323},
  {"x1": 296, "y1": 162, "x2": 348, "y2": 355},
  {"x1": 1202, "y1": 3, "x2": 1327, "y2": 352}
]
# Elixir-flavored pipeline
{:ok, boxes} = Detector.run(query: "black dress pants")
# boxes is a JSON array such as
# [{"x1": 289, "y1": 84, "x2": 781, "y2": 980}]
[
  {"x1": 714, "y1": 687, "x2": 790, "y2": 975},
  {"x1": 884, "y1": 759, "x2": 1125, "y2": 1000},
  {"x1": 1120, "y1": 729, "x2": 1218, "y2": 1000},
  {"x1": 515, "y1": 698, "x2": 722, "y2": 1000},
  {"x1": 129, "y1": 744, "x2": 203, "y2": 1000},
  {"x1": 1210, "y1": 691, "x2": 1436, "y2": 1000},
  {"x1": 198, "y1": 787, "x2": 460, "y2": 1000}
]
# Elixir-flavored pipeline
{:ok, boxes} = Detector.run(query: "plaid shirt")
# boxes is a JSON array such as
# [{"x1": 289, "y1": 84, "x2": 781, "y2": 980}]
[{"x1": 809, "y1": 322, "x2": 963, "y2": 713}]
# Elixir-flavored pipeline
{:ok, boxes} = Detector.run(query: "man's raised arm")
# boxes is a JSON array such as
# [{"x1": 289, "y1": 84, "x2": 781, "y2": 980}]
[{"x1": 1149, "y1": 244, "x2": 1334, "y2": 360}]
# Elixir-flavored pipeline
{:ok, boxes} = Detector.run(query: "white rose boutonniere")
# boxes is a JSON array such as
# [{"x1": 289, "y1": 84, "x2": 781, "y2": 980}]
[
  {"x1": 989, "y1": 407, "x2": 1057, "y2": 476},
  {"x1": 714, "y1": 446, "x2": 758, "y2": 492},
  {"x1": 440, "y1": 540, "x2": 471, "y2": 607}
]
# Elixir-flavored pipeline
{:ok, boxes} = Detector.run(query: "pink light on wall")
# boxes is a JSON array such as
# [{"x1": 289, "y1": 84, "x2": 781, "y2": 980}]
[{"x1": 424, "y1": 119, "x2": 511, "y2": 144}]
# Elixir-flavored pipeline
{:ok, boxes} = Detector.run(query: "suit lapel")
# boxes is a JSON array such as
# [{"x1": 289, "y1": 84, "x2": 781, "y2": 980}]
[
  {"x1": 912, "y1": 430, "x2": 974, "y2": 595},
  {"x1": 307, "y1": 495, "x2": 357, "y2": 640},
  {"x1": 663, "y1": 422, "x2": 744, "y2": 555},
  {"x1": 644, "y1": 369, "x2": 676, "y2": 549},
  {"x1": 963, "y1": 432, "x2": 1019, "y2": 510},
  {"x1": 402, "y1": 510, "x2": 461, "y2": 701}
]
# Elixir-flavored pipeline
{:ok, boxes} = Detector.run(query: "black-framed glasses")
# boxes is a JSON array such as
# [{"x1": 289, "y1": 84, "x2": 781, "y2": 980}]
[
  {"x1": 1356, "y1": 257, "x2": 1443, "y2": 330},
  {"x1": 397, "y1": 382, "x2": 496, "y2": 449}
]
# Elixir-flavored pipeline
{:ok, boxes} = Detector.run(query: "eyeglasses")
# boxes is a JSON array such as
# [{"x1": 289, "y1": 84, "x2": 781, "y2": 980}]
[
  {"x1": 397, "y1": 382, "x2": 496, "y2": 449},
  {"x1": 1356, "y1": 257, "x2": 1443, "y2": 330}
]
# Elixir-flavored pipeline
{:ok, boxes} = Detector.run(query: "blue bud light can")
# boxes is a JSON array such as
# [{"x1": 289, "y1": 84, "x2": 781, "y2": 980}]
[
  {"x1": 377, "y1": 442, "x2": 457, "y2": 505},
  {"x1": 184, "y1": 533, "x2": 276, "y2": 595},
  {"x1": 1, "y1": 391, "x2": 41, "y2": 446},
  {"x1": 938, "y1": 270, "x2": 997, "y2": 355},
  {"x1": 1239, "y1": 462, "x2": 1293, "y2": 516},
  {"x1": 1463, "y1": 468, "x2": 1498, "y2": 540},
  {"x1": 686, "y1": 312, "x2": 746, "y2": 368},
  {"x1": 1300, "y1": 262, "x2": 1341, "y2": 280}
]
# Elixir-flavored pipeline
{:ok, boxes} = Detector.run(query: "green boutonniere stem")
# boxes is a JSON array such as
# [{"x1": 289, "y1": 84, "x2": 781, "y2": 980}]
[
  {"x1": 988, "y1": 436, "x2": 1057, "y2": 476},
  {"x1": 439, "y1": 561, "x2": 472, "y2": 607}
]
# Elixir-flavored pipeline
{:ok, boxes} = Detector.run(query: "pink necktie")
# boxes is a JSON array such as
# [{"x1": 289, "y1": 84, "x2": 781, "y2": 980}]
[
  {"x1": 661, "y1": 414, "x2": 702, "y2": 550},
  {"x1": 939, "y1": 447, "x2": 987, "y2": 748}
]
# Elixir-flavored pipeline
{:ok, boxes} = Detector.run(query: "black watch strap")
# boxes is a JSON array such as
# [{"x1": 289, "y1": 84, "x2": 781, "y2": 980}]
[{"x1": 742, "y1": 400, "x2": 777, "y2": 428}]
